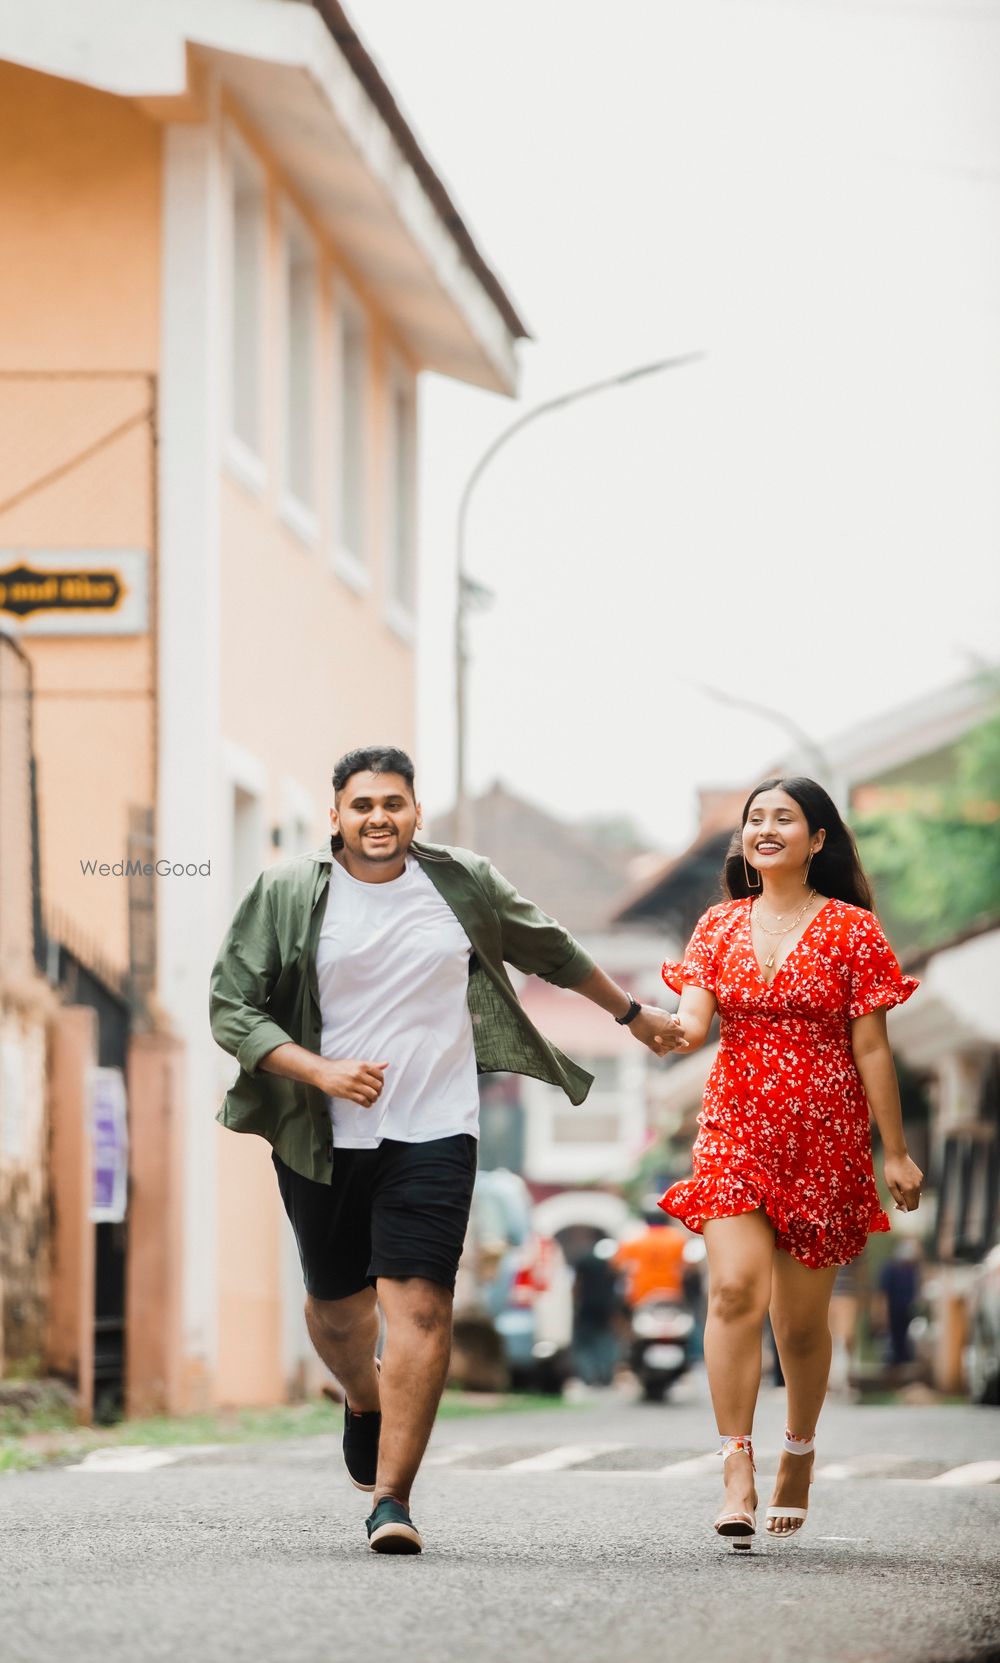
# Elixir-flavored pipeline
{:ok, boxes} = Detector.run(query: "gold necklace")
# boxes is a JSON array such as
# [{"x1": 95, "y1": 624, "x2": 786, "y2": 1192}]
[
  {"x1": 753, "y1": 892, "x2": 815, "y2": 936},
  {"x1": 752, "y1": 894, "x2": 816, "y2": 973}
]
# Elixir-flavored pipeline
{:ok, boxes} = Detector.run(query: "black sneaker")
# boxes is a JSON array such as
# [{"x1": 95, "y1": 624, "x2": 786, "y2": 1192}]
[
  {"x1": 365, "y1": 1496, "x2": 423, "y2": 1555},
  {"x1": 343, "y1": 1397, "x2": 381, "y2": 1492}
]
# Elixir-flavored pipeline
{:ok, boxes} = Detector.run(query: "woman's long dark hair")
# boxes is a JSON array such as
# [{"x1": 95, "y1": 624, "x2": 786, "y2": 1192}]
[{"x1": 723, "y1": 777, "x2": 875, "y2": 910}]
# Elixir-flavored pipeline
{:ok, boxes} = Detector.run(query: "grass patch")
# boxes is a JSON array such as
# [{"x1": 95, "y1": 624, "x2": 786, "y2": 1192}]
[{"x1": 0, "y1": 1387, "x2": 573, "y2": 1476}]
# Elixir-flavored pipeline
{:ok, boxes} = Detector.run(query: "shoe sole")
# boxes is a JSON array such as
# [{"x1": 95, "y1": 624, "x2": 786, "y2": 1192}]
[
  {"x1": 715, "y1": 1526, "x2": 756, "y2": 1551},
  {"x1": 715, "y1": 1513, "x2": 756, "y2": 1552},
  {"x1": 368, "y1": 1522, "x2": 423, "y2": 1554}
]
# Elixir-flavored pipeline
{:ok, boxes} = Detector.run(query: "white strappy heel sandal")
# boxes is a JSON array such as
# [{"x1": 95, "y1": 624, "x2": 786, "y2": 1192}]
[
  {"x1": 714, "y1": 1436, "x2": 757, "y2": 1551},
  {"x1": 765, "y1": 1429, "x2": 815, "y2": 1538}
]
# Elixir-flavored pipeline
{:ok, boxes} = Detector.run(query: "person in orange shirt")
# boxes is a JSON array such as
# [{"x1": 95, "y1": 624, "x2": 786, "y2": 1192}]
[{"x1": 613, "y1": 1220, "x2": 687, "y2": 1306}]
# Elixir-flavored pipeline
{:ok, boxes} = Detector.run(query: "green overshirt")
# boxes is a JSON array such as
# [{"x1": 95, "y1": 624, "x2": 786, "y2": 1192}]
[{"x1": 209, "y1": 839, "x2": 597, "y2": 1183}]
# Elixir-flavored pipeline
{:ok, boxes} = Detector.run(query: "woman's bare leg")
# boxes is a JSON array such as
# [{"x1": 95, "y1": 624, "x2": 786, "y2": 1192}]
[
  {"x1": 702, "y1": 1209, "x2": 775, "y2": 1519},
  {"x1": 768, "y1": 1252, "x2": 839, "y2": 1532}
]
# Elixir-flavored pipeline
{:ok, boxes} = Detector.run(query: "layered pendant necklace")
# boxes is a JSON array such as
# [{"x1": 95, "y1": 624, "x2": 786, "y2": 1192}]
[{"x1": 752, "y1": 890, "x2": 815, "y2": 976}]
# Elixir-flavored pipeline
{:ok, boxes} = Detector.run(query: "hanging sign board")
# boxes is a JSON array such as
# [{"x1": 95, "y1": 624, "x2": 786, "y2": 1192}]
[
  {"x1": 89, "y1": 1067, "x2": 129, "y2": 1224},
  {"x1": 0, "y1": 549, "x2": 147, "y2": 635}
]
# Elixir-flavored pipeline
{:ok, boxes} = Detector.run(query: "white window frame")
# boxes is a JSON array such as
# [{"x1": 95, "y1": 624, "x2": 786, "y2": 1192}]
[
  {"x1": 223, "y1": 127, "x2": 267, "y2": 495},
  {"x1": 331, "y1": 283, "x2": 370, "y2": 591},
  {"x1": 222, "y1": 739, "x2": 269, "y2": 919},
  {"x1": 279, "y1": 778, "x2": 318, "y2": 857},
  {"x1": 279, "y1": 203, "x2": 320, "y2": 545},
  {"x1": 384, "y1": 354, "x2": 418, "y2": 642}
]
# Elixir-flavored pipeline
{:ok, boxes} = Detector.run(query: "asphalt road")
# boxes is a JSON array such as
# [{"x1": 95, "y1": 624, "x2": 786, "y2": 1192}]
[{"x1": 2, "y1": 1373, "x2": 998, "y2": 1663}]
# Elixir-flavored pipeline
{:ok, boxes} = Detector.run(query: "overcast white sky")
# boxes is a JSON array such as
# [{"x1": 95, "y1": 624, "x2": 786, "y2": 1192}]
[{"x1": 355, "y1": 0, "x2": 1000, "y2": 850}]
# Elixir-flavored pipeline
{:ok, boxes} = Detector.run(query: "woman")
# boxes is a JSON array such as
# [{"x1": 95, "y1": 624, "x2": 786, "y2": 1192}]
[{"x1": 659, "y1": 777, "x2": 922, "y2": 1549}]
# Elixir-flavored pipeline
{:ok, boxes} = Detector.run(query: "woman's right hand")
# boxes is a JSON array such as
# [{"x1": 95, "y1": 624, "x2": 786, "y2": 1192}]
[
  {"x1": 884, "y1": 1151, "x2": 923, "y2": 1212},
  {"x1": 317, "y1": 1058, "x2": 389, "y2": 1106}
]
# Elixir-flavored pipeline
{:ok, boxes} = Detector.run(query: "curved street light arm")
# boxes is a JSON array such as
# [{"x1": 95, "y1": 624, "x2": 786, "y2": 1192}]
[
  {"x1": 694, "y1": 681, "x2": 834, "y2": 789},
  {"x1": 454, "y1": 351, "x2": 706, "y2": 843}
]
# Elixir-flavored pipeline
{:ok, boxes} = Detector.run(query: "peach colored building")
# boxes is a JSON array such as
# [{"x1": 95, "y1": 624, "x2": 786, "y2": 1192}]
[{"x1": 0, "y1": 1, "x2": 524, "y2": 1412}]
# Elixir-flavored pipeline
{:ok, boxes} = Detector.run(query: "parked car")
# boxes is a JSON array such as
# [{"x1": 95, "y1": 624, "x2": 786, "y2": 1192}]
[
  {"x1": 966, "y1": 1240, "x2": 1000, "y2": 1405},
  {"x1": 453, "y1": 1168, "x2": 574, "y2": 1393}
]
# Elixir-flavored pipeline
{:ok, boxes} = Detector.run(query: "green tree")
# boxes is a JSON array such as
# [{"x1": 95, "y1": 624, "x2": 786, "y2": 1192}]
[{"x1": 855, "y1": 714, "x2": 1000, "y2": 953}]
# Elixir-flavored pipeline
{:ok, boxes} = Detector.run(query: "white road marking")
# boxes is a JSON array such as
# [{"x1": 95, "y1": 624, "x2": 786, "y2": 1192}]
[
  {"x1": 422, "y1": 1444, "x2": 480, "y2": 1468},
  {"x1": 67, "y1": 1447, "x2": 182, "y2": 1473},
  {"x1": 499, "y1": 1444, "x2": 625, "y2": 1472},
  {"x1": 927, "y1": 1460, "x2": 1000, "y2": 1487},
  {"x1": 815, "y1": 1455, "x2": 905, "y2": 1480},
  {"x1": 657, "y1": 1449, "x2": 776, "y2": 1475},
  {"x1": 655, "y1": 1452, "x2": 723, "y2": 1475},
  {"x1": 59, "y1": 1442, "x2": 1000, "y2": 1487}
]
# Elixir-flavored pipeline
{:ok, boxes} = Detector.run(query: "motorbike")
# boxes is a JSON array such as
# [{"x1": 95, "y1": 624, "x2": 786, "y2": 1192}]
[{"x1": 629, "y1": 1288, "x2": 695, "y2": 1402}]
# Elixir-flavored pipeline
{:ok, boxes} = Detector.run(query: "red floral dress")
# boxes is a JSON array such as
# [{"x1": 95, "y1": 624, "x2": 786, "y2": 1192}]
[{"x1": 658, "y1": 898, "x2": 918, "y2": 1269}]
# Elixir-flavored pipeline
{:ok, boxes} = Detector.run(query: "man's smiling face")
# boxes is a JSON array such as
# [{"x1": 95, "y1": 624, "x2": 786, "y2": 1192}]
[{"x1": 330, "y1": 770, "x2": 421, "y2": 870}]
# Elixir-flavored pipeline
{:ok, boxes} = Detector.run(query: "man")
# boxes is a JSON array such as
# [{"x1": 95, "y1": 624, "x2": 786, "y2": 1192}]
[
  {"x1": 210, "y1": 745, "x2": 684, "y2": 1555},
  {"x1": 613, "y1": 1217, "x2": 687, "y2": 1309}
]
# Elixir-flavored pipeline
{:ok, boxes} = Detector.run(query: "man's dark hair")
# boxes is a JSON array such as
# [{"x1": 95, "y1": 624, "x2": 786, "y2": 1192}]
[{"x1": 332, "y1": 745, "x2": 416, "y2": 799}]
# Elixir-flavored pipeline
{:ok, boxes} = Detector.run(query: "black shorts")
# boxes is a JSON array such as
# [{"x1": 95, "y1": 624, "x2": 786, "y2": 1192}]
[{"x1": 272, "y1": 1133, "x2": 478, "y2": 1302}]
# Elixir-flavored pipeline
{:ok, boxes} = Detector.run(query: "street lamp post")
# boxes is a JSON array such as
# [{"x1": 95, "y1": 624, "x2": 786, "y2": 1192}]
[
  {"x1": 694, "y1": 682, "x2": 836, "y2": 797},
  {"x1": 454, "y1": 351, "x2": 705, "y2": 846}
]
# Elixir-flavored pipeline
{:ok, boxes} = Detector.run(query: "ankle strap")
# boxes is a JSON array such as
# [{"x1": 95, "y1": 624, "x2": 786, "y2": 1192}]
[
  {"x1": 719, "y1": 1435, "x2": 755, "y2": 1464},
  {"x1": 783, "y1": 1429, "x2": 815, "y2": 1455}
]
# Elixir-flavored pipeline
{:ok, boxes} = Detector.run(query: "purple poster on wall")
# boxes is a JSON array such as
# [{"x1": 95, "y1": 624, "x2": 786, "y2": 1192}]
[{"x1": 89, "y1": 1067, "x2": 128, "y2": 1223}]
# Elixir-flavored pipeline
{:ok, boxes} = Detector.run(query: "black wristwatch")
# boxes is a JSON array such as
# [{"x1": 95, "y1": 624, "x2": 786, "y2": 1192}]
[{"x1": 615, "y1": 993, "x2": 642, "y2": 1026}]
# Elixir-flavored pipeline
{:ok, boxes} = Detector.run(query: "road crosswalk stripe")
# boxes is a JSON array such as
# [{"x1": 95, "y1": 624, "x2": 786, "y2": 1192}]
[
  {"x1": 927, "y1": 1460, "x2": 1000, "y2": 1486},
  {"x1": 423, "y1": 1444, "x2": 480, "y2": 1468},
  {"x1": 438, "y1": 1448, "x2": 1000, "y2": 1483},
  {"x1": 653, "y1": 1452, "x2": 722, "y2": 1475},
  {"x1": 499, "y1": 1444, "x2": 625, "y2": 1472},
  {"x1": 68, "y1": 1448, "x2": 184, "y2": 1473},
  {"x1": 56, "y1": 1443, "x2": 1000, "y2": 1486},
  {"x1": 815, "y1": 1455, "x2": 908, "y2": 1480}
]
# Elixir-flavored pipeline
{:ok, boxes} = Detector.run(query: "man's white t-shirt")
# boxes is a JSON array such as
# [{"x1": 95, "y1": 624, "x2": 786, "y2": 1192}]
[{"x1": 316, "y1": 854, "x2": 480, "y2": 1149}]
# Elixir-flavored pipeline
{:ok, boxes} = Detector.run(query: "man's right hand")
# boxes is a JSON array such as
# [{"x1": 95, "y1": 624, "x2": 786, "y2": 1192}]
[{"x1": 316, "y1": 1058, "x2": 389, "y2": 1107}]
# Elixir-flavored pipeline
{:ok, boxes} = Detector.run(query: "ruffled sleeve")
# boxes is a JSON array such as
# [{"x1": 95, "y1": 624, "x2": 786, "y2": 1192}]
[
  {"x1": 848, "y1": 910, "x2": 919, "y2": 1020},
  {"x1": 662, "y1": 907, "x2": 724, "y2": 996}
]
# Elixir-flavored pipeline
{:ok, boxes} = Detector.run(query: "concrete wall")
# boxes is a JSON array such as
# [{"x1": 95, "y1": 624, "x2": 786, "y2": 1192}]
[
  {"x1": 205, "y1": 106, "x2": 418, "y2": 1404},
  {"x1": 126, "y1": 1032, "x2": 186, "y2": 1417},
  {"x1": 0, "y1": 63, "x2": 160, "y2": 977},
  {"x1": 46, "y1": 1005, "x2": 97, "y2": 1421},
  {"x1": 0, "y1": 993, "x2": 54, "y2": 1372},
  {"x1": 0, "y1": 64, "x2": 161, "y2": 372},
  {"x1": 0, "y1": 60, "x2": 423, "y2": 1409}
]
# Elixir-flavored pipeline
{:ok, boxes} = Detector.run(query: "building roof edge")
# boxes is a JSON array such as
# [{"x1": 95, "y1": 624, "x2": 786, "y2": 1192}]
[{"x1": 310, "y1": 0, "x2": 530, "y2": 343}]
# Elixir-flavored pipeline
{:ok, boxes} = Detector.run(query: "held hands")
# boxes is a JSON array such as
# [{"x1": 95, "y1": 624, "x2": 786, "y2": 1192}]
[
  {"x1": 317, "y1": 1058, "x2": 389, "y2": 1107},
  {"x1": 884, "y1": 1152, "x2": 923, "y2": 1212},
  {"x1": 628, "y1": 1006, "x2": 689, "y2": 1057}
]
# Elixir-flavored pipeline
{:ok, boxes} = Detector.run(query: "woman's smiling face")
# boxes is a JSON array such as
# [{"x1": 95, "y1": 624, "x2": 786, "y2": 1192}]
[{"x1": 742, "y1": 788, "x2": 824, "y2": 880}]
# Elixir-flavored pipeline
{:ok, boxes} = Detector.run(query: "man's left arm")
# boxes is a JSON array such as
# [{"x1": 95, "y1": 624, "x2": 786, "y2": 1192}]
[{"x1": 487, "y1": 865, "x2": 686, "y2": 1057}]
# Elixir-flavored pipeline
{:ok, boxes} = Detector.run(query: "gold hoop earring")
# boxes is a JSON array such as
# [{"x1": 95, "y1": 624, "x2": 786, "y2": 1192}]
[{"x1": 742, "y1": 852, "x2": 762, "y2": 892}]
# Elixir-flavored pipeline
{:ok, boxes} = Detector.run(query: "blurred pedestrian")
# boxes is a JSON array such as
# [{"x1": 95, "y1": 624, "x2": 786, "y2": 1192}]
[
  {"x1": 828, "y1": 1258, "x2": 862, "y2": 1395},
  {"x1": 210, "y1": 745, "x2": 685, "y2": 1555},
  {"x1": 572, "y1": 1240, "x2": 623, "y2": 1385},
  {"x1": 613, "y1": 1218, "x2": 686, "y2": 1308},
  {"x1": 658, "y1": 778, "x2": 923, "y2": 1547},
  {"x1": 681, "y1": 1238, "x2": 707, "y2": 1361},
  {"x1": 879, "y1": 1238, "x2": 922, "y2": 1369}
]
